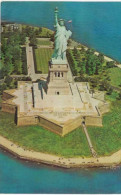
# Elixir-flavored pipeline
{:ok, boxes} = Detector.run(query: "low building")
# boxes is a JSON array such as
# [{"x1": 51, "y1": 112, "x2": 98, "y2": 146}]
[{"x1": 1, "y1": 22, "x2": 22, "y2": 32}]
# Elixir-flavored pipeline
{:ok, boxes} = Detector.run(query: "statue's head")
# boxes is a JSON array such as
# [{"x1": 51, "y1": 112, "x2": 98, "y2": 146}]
[{"x1": 59, "y1": 19, "x2": 65, "y2": 26}]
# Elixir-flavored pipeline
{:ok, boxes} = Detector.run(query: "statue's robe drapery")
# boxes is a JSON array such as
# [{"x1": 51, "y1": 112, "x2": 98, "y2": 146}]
[{"x1": 52, "y1": 23, "x2": 72, "y2": 60}]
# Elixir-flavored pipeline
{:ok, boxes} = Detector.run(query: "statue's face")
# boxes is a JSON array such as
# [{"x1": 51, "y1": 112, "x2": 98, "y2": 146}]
[{"x1": 59, "y1": 20, "x2": 64, "y2": 26}]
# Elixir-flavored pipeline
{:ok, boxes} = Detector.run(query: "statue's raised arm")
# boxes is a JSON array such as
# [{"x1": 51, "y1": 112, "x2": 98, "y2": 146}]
[{"x1": 54, "y1": 7, "x2": 59, "y2": 27}]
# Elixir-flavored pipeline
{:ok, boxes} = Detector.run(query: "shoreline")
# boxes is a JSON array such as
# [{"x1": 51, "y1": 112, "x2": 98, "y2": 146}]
[{"x1": 0, "y1": 135, "x2": 121, "y2": 169}]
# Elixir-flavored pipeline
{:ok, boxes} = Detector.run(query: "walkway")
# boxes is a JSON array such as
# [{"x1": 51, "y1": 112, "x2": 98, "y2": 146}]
[
  {"x1": 82, "y1": 123, "x2": 97, "y2": 158},
  {"x1": 25, "y1": 36, "x2": 47, "y2": 81},
  {"x1": 26, "y1": 45, "x2": 47, "y2": 81}
]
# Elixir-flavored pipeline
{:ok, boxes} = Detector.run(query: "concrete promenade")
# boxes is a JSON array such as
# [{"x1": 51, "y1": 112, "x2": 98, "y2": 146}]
[{"x1": 0, "y1": 135, "x2": 121, "y2": 168}]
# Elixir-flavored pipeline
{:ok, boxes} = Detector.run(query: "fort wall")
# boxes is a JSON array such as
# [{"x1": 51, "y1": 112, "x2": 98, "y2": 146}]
[
  {"x1": 98, "y1": 103, "x2": 110, "y2": 114},
  {"x1": 63, "y1": 116, "x2": 83, "y2": 136},
  {"x1": 1, "y1": 88, "x2": 103, "y2": 135},
  {"x1": 85, "y1": 116, "x2": 102, "y2": 126},
  {"x1": 37, "y1": 115, "x2": 63, "y2": 135},
  {"x1": 1, "y1": 102, "x2": 103, "y2": 135},
  {"x1": 2, "y1": 91, "x2": 15, "y2": 101},
  {"x1": 2, "y1": 103, "x2": 16, "y2": 114},
  {"x1": 17, "y1": 115, "x2": 37, "y2": 126}
]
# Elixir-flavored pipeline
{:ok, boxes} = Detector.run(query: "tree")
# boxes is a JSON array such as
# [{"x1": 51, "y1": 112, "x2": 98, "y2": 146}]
[
  {"x1": 117, "y1": 92, "x2": 121, "y2": 100},
  {"x1": 73, "y1": 47, "x2": 78, "y2": 56},
  {"x1": 86, "y1": 55, "x2": 97, "y2": 75},
  {"x1": 78, "y1": 61, "x2": 86, "y2": 74},
  {"x1": 80, "y1": 46, "x2": 86, "y2": 54},
  {"x1": 30, "y1": 37, "x2": 37, "y2": 46},
  {"x1": 14, "y1": 60, "x2": 22, "y2": 74},
  {"x1": 99, "y1": 80, "x2": 110, "y2": 91},
  {"x1": 86, "y1": 48, "x2": 95, "y2": 55},
  {"x1": 90, "y1": 77, "x2": 98, "y2": 88},
  {"x1": 98, "y1": 53, "x2": 104, "y2": 64},
  {"x1": 38, "y1": 27, "x2": 42, "y2": 34},
  {"x1": 106, "y1": 61, "x2": 115, "y2": 68},
  {"x1": 20, "y1": 33, "x2": 26, "y2": 45},
  {"x1": 1, "y1": 37, "x2": 7, "y2": 55},
  {"x1": 50, "y1": 33, "x2": 55, "y2": 42},
  {"x1": 23, "y1": 25, "x2": 34, "y2": 37},
  {"x1": 76, "y1": 50, "x2": 81, "y2": 61},
  {"x1": 4, "y1": 75, "x2": 13, "y2": 87},
  {"x1": 106, "y1": 87, "x2": 113, "y2": 95},
  {"x1": 0, "y1": 83, "x2": 7, "y2": 95}
]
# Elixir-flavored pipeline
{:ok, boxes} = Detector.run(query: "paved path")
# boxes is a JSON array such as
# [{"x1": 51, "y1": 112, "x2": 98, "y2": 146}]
[
  {"x1": 26, "y1": 46, "x2": 35, "y2": 78},
  {"x1": 37, "y1": 45, "x2": 53, "y2": 49},
  {"x1": 26, "y1": 46, "x2": 47, "y2": 81},
  {"x1": 25, "y1": 36, "x2": 47, "y2": 81},
  {"x1": 82, "y1": 123, "x2": 97, "y2": 158}
]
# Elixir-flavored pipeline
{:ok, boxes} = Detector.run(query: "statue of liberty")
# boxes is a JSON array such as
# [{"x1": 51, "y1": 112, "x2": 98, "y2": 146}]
[{"x1": 52, "y1": 7, "x2": 72, "y2": 63}]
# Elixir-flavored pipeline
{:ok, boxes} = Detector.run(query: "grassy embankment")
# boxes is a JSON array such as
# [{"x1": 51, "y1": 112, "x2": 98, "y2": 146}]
[
  {"x1": 0, "y1": 111, "x2": 91, "y2": 157},
  {"x1": 88, "y1": 93, "x2": 121, "y2": 156},
  {"x1": 0, "y1": 98, "x2": 121, "y2": 157},
  {"x1": 34, "y1": 48, "x2": 53, "y2": 74},
  {"x1": 108, "y1": 67, "x2": 121, "y2": 88}
]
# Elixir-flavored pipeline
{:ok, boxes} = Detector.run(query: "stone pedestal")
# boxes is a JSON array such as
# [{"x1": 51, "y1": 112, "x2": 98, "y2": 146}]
[{"x1": 47, "y1": 60, "x2": 71, "y2": 95}]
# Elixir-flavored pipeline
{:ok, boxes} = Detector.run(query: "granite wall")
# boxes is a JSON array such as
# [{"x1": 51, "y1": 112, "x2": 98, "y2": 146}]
[{"x1": 2, "y1": 103, "x2": 16, "y2": 113}]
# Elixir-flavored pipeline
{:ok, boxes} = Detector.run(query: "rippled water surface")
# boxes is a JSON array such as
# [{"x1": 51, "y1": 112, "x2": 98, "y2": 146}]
[{"x1": 0, "y1": 148, "x2": 121, "y2": 193}]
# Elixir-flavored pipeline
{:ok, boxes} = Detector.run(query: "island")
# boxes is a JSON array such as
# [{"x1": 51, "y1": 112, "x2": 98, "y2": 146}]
[{"x1": 0, "y1": 8, "x2": 121, "y2": 168}]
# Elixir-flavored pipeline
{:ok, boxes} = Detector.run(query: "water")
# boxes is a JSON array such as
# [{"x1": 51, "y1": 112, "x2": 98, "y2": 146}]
[
  {"x1": 1, "y1": 2, "x2": 121, "y2": 62},
  {"x1": 0, "y1": 148, "x2": 121, "y2": 194},
  {"x1": 1, "y1": 2, "x2": 121, "y2": 193}
]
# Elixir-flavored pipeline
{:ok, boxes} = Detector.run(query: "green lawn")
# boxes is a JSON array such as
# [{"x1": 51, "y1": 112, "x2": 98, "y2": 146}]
[
  {"x1": 106, "y1": 91, "x2": 119, "y2": 102},
  {"x1": 87, "y1": 100, "x2": 121, "y2": 156},
  {"x1": 0, "y1": 111, "x2": 91, "y2": 157},
  {"x1": 108, "y1": 67, "x2": 121, "y2": 88},
  {"x1": 37, "y1": 40, "x2": 51, "y2": 46},
  {"x1": 34, "y1": 48, "x2": 53, "y2": 74}
]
